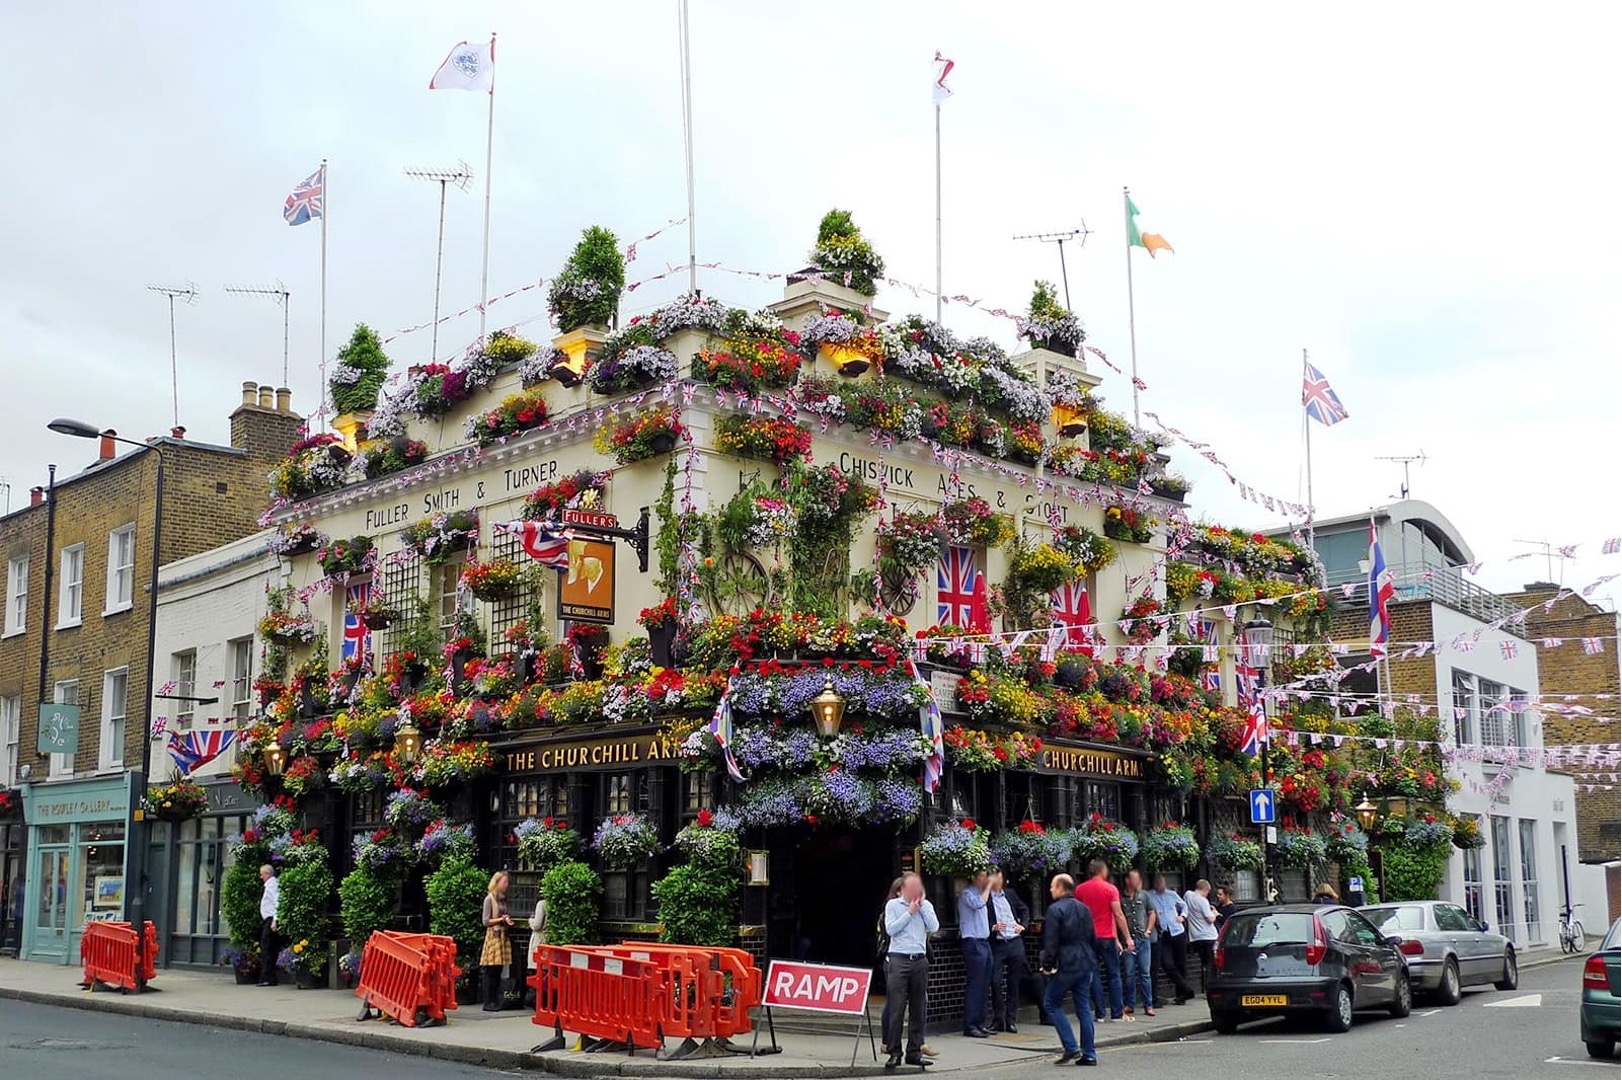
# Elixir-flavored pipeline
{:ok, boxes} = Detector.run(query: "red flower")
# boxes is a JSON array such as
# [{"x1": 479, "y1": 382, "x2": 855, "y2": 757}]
[
  {"x1": 696, "y1": 809, "x2": 714, "y2": 828},
  {"x1": 960, "y1": 818, "x2": 976, "y2": 830},
  {"x1": 804, "y1": 814, "x2": 819, "y2": 825}
]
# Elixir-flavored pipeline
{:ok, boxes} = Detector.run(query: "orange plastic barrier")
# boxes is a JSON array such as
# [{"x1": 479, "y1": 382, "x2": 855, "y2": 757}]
[
  {"x1": 79, "y1": 921, "x2": 158, "y2": 992},
  {"x1": 530, "y1": 945, "x2": 661, "y2": 1053},
  {"x1": 598, "y1": 943, "x2": 764, "y2": 1058},
  {"x1": 354, "y1": 930, "x2": 462, "y2": 1028}
]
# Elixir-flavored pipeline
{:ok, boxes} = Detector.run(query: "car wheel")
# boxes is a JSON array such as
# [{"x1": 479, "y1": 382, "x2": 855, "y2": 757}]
[
  {"x1": 1493, "y1": 949, "x2": 1518, "y2": 991},
  {"x1": 1323, "y1": 983, "x2": 1354, "y2": 1033},
  {"x1": 1436, "y1": 958, "x2": 1462, "y2": 1005},
  {"x1": 1389, "y1": 974, "x2": 1412, "y2": 1018},
  {"x1": 1586, "y1": 1040, "x2": 1616, "y2": 1060},
  {"x1": 1211, "y1": 1010, "x2": 1240, "y2": 1035}
]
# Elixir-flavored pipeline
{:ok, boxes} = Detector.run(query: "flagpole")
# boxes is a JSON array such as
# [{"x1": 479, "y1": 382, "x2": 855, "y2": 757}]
[
  {"x1": 319, "y1": 158, "x2": 329, "y2": 431},
  {"x1": 1303, "y1": 348, "x2": 1314, "y2": 552},
  {"x1": 1124, "y1": 186, "x2": 1141, "y2": 428},
  {"x1": 935, "y1": 98, "x2": 943, "y2": 324},
  {"x1": 479, "y1": 34, "x2": 496, "y2": 343},
  {"x1": 678, "y1": 0, "x2": 697, "y2": 295}
]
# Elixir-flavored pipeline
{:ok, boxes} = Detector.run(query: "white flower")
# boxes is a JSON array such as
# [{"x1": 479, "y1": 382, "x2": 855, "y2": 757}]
[{"x1": 799, "y1": 312, "x2": 861, "y2": 344}]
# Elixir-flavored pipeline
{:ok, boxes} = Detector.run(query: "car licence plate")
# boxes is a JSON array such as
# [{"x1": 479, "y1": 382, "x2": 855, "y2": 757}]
[{"x1": 1241, "y1": 995, "x2": 1287, "y2": 1007}]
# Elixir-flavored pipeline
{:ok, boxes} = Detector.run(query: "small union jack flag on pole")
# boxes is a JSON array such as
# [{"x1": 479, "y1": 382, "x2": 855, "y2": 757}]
[
  {"x1": 283, "y1": 165, "x2": 324, "y2": 227},
  {"x1": 1050, "y1": 580, "x2": 1093, "y2": 655},
  {"x1": 1302, "y1": 360, "x2": 1349, "y2": 426},
  {"x1": 937, "y1": 546, "x2": 979, "y2": 627},
  {"x1": 1603, "y1": 537, "x2": 1620, "y2": 555}
]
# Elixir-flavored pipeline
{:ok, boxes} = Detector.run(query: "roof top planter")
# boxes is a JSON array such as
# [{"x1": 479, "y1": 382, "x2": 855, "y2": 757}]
[
  {"x1": 548, "y1": 225, "x2": 625, "y2": 333},
  {"x1": 1019, "y1": 280, "x2": 1085, "y2": 356},
  {"x1": 329, "y1": 323, "x2": 392, "y2": 416},
  {"x1": 809, "y1": 209, "x2": 885, "y2": 297}
]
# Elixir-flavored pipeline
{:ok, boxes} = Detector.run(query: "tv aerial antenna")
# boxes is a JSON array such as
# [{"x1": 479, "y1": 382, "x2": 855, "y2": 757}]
[
  {"x1": 1510, "y1": 539, "x2": 1574, "y2": 584},
  {"x1": 1012, "y1": 222, "x2": 1091, "y2": 310},
  {"x1": 404, "y1": 163, "x2": 475, "y2": 363},
  {"x1": 1375, "y1": 451, "x2": 1427, "y2": 499},
  {"x1": 146, "y1": 282, "x2": 200, "y2": 428},
  {"x1": 223, "y1": 282, "x2": 291, "y2": 385}
]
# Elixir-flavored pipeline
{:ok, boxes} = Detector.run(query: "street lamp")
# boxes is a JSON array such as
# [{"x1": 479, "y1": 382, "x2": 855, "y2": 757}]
[
  {"x1": 1243, "y1": 616, "x2": 1275, "y2": 901},
  {"x1": 48, "y1": 418, "x2": 165, "y2": 992},
  {"x1": 263, "y1": 736, "x2": 287, "y2": 778},
  {"x1": 810, "y1": 676, "x2": 846, "y2": 740},
  {"x1": 395, "y1": 710, "x2": 423, "y2": 765},
  {"x1": 1354, "y1": 796, "x2": 1378, "y2": 832}
]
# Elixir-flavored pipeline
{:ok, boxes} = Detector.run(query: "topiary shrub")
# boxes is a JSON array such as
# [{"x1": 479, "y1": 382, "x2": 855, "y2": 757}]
[
  {"x1": 425, "y1": 853, "x2": 489, "y2": 965},
  {"x1": 1379, "y1": 840, "x2": 1449, "y2": 901},
  {"x1": 540, "y1": 860, "x2": 602, "y2": 947},
  {"x1": 809, "y1": 209, "x2": 885, "y2": 295},
  {"x1": 277, "y1": 850, "x2": 334, "y2": 977},
  {"x1": 339, "y1": 865, "x2": 396, "y2": 950},
  {"x1": 329, "y1": 323, "x2": 392, "y2": 415},
  {"x1": 652, "y1": 863, "x2": 740, "y2": 948},
  {"x1": 547, "y1": 226, "x2": 625, "y2": 333}
]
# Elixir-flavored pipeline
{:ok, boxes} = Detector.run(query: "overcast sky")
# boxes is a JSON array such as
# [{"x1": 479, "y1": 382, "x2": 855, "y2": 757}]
[{"x1": 2, "y1": 2, "x2": 1617, "y2": 608}]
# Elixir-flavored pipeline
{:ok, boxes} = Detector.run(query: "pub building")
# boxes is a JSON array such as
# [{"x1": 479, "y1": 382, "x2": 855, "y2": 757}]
[{"x1": 251, "y1": 257, "x2": 1323, "y2": 1025}]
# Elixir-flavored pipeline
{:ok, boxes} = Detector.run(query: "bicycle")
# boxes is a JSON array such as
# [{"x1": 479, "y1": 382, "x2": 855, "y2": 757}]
[{"x1": 1558, "y1": 904, "x2": 1585, "y2": 955}]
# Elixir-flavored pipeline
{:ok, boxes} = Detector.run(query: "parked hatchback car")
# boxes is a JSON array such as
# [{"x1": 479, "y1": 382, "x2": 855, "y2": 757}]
[
  {"x1": 1360, "y1": 900, "x2": 1517, "y2": 1004},
  {"x1": 1207, "y1": 904, "x2": 1411, "y2": 1034},
  {"x1": 1580, "y1": 919, "x2": 1620, "y2": 1060}
]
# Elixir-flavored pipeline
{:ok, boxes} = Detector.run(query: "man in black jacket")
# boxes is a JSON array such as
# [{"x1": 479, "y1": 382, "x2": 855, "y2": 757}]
[
  {"x1": 1041, "y1": 873, "x2": 1099, "y2": 1066},
  {"x1": 987, "y1": 868, "x2": 1030, "y2": 1033}
]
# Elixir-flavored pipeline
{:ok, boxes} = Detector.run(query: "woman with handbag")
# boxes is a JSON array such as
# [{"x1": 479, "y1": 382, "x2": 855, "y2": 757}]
[{"x1": 480, "y1": 871, "x2": 514, "y2": 1011}]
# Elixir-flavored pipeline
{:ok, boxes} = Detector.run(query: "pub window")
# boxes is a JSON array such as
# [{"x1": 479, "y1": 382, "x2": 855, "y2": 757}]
[
  {"x1": 1150, "y1": 793, "x2": 1181, "y2": 828},
  {"x1": 503, "y1": 777, "x2": 569, "y2": 821},
  {"x1": 683, "y1": 772, "x2": 713, "y2": 816},
  {"x1": 1079, "y1": 781, "x2": 1121, "y2": 822},
  {"x1": 1231, "y1": 870, "x2": 1260, "y2": 902},
  {"x1": 375, "y1": 553, "x2": 423, "y2": 660},
  {"x1": 605, "y1": 772, "x2": 634, "y2": 815},
  {"x1": 438, "y1": 551, "x2": 470, "y2": 636}
]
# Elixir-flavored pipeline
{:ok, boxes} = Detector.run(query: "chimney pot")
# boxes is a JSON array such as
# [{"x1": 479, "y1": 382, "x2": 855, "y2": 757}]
[
  {"x1": 275, "y1": 387, "x2": 292, "y2": 413},
  {"x1": 171, "y1": 425, "x2": 186, "y2": 440},
  {"x1": 99, "y1": 429, "x2": 118, "y2": 461},
  {"x1": 241, "y1": 380, "x2": 258, "y2": 407},
  {"x1": 257, "y1": 385, "x2": 274, "y2": 408},
  {"x1": 29, "y1": 486, "x2": 44, "y2": 507}
]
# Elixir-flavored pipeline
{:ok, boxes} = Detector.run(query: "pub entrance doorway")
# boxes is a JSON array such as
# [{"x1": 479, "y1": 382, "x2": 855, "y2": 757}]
[{"x1": 783, "y1": 826, "x2": 897, "y2": 970}]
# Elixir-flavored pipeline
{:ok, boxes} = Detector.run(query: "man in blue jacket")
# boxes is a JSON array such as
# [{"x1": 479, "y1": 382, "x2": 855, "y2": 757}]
[{"x1": 1041, "y1": 873, "x2": 1099, "y2": 1066}]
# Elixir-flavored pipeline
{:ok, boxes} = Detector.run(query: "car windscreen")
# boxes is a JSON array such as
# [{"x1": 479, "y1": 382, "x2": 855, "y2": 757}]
[
  {"x1": 1223, "y1": 912, "x2": 1316, "y2": 947},
  {"x1": 1363, "y1": 906, "x2": 1426, "y2": 932},
  {"x1": 1604, "y1": 919, "x2": 1620, "y2": 951}
]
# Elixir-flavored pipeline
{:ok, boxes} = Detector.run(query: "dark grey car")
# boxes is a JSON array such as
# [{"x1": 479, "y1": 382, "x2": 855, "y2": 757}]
[{"x1": 1360, "y1": 900, "x2": 1517, "y2": 1004}]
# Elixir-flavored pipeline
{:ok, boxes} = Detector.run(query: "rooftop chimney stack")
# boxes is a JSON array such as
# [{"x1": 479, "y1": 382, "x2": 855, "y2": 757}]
[
  {"x1": 241, "y1": 381, "x2": 258, "y2": 407},
  {"x1": 230, "y1": 377, "x2": 306, "y2": 463},
  {"x1": 257, "y1": 385, "x2": 274, "y2": 409},
  {"x1": 275, "y1": 387, "x2": 292, "y2": 413},
  {"x1": 29, "y1": 486, "x2": 44, "y2": 507},
  {"x1": 171, "y1": 426, "x2": 186, "y2": 440},
  {"x1": 99, "y1": 429, "x2": 118, "y2": 462}
]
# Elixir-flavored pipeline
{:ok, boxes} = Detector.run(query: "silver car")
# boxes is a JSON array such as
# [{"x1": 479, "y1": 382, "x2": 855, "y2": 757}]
[{"x1": 1360, "y1": 900, "x2": 1518, "y2": 1005}]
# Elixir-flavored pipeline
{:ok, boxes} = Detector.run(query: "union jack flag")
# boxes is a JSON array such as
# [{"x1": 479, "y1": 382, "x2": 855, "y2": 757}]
[
  {"x1": 1603, "y1": 538, "x2": 1620, "y2": 555},
  {"x1": 342, "y1": 582, "x2": 371, "y2": 666},
  {"x1": 1241, "y1": 696, "x2": 1268, "y2": 757},
  {"x1": 1581, "y1": 637, "x2": 1605, "y2": 655},
  {"x1": 1368, "y1": 520, "x2": 1394, "y2": 658},
  {"x1": 166, "y1": 728, "x2": 237, "y2": 775},
  {"x1": 937, "y1": 546, "x2": 979, "y2": 628},
  {"x1": 1050, "y1": 580, "x2": 1093, "y2": 655},
  {"x1": 496, "y1": 520, "x2": 572, "y2": 570},
  {"x1": 283, "y1": 165, "x2": 324, "y2": 227},
  {"x1": 1200, "y1": 669, "x2": 1221, "y2": 694},
  {"x1": 1302, "y1": 361, "x2": 1349, "y2": 426},
  {"x1": 1500, "y1": 640, "x2": 1519, "y2": 660}
]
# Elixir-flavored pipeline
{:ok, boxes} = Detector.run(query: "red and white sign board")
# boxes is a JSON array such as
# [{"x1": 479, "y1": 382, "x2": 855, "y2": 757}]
[{"x1": 762, "y1": 960, "x2": 873, "y2": 1016}]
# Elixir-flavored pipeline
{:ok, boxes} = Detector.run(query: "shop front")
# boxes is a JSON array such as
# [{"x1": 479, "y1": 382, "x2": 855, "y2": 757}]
[
  {"x1": 151, "y1": 778, "x2": 262, "y2": 967},
  {"x1": 18, "y1": 773, "x2": 134, "y2": 965}
]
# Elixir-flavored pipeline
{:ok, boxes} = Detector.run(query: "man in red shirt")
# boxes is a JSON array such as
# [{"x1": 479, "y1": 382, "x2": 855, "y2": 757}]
[{"x1": 1074, "y1": 860, "x2": 1133, "y2": 1021}]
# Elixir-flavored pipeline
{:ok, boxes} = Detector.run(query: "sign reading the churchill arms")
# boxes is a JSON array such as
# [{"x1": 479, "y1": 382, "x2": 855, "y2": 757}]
[
  {"x1": 557, "y1": 537, "x2": 615, "y2": 624},
  {"x1": 503, "y1": 730, "x2": 682, "y2": 773},
  {"x1": 1037, "y1": 743, "x2": 1146, "y2": 780}
]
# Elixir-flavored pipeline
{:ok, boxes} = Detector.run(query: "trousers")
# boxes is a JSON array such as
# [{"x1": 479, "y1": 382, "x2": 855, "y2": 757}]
[
  {"x1": 1044, "y1": 967, "x2": 1098, "y2": 1059},
  {"x1": 1157, "y1": 932, "x2": 1197, "y2": 1001},
  {"x1": 960, "y1": 938, "x2": 992, "y2": 1032},
  {"x1": 1125, "y1": 934, "x2": 1153, "y2": 1009},
  {"x1": 989, "y1": 937, "x2": 1026, "y2": 1028},
  {"x1": 884, "y1": 954, "x2": 928, "y2": 1054},
  {"x1": 1090, "y1": 938, "x2": 1123, "y2": 1018}
]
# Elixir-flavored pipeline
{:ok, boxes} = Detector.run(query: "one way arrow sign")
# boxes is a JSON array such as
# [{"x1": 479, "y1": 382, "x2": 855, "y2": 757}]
[{"x1": 1249, "y1": 788, "x2": 1276, "y2": 824}]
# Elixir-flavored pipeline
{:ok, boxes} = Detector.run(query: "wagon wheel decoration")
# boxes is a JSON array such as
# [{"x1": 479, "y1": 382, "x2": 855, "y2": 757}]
[
  {"x1": 709, "y1": 550, "x2": 772, "y2": 616},
  {"x1": 879, "y1": 566, "x2": 920, "y2": 616}
]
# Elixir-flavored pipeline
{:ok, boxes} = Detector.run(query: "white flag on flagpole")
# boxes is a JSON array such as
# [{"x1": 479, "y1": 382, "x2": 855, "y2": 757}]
[
  {"x1": 430, "y1": 39, "x2": 495, "y2": 93},
  {"x1": 932, "y1": 51, "x2": 954, "y2": 104}
]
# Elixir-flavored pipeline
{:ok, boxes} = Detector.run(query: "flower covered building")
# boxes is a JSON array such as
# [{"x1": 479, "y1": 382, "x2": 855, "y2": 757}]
[{"x1": 214, "y1": 216, "x2": 1460, "y2": 1019}]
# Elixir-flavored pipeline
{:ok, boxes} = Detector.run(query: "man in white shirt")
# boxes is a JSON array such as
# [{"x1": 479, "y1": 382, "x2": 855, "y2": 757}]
[
  {"x1": 1181, "y1": 879, "x2": 1219, "y2": 994},
  {"x1": 258, "y1": 865, "x2": 281, "y2": 987}
]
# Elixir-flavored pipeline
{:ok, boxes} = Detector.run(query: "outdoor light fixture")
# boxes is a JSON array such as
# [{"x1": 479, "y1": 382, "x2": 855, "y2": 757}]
[
  {"x1": 550, "y1": 352, "x2": 587, "y2": 388},
  {"x1": 1354, "y1": 796, "x2": 1378, "y2": 832},
  {"x1": 1051, "y1": 403, "x2": 1088, "y2": 438},
  {"x1": 395, "y1": 715, "x2": 423, "y2": 764},
  {"x1": 1243, "y1": 616, "x2": 1275, "y2": 669},
  {"x1": 46, "y1": 417, "x2": 103, "y2": 439},
  {"x1": 264, "y1": 737, "x2": 287, "y2": 778},
  {"x1": 811, "y1": 676, "x2": 846, "y2": 739}
]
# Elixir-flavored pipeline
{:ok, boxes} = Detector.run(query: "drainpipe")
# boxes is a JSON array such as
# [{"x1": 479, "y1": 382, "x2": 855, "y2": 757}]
[{"x1": 35, "y1": 465, "x2": 57, "y2": 736}]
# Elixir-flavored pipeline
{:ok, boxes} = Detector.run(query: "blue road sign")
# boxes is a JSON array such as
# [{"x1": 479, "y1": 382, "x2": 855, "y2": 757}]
[{"x1": 1249, "y1": 788, "x2": 1277, "y2": 824}]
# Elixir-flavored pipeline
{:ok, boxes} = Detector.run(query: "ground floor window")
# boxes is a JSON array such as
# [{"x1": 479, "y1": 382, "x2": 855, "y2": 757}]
[
  {"x1": 1490, "y1": 815, "x2": 1515, "y2": 942},
  {"x1": 1518, "y1": 819, "x2": 1541, "y2": 943}
]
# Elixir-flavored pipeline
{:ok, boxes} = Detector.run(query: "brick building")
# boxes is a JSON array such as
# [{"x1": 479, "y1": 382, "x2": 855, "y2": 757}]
[
  {"x1": 0, "y1": 382, "x2": 300, "y2": 962},
  {"x1": 1505, "y1": 583, "x2": 1621, "y2": 869}
]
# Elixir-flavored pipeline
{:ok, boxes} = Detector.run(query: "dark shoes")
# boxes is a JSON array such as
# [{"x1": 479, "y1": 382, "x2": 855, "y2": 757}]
[
  {"x1": 1005, "y1": 1022, "x2": 1019, "y2": 1033},
  {"x1": 886, "y1": 1053, "x2": 902, "y2": 1070},
  {"x1": 963, "y1": 1027, "x2": 991, "y2": 1038},
  {"x1": 1056, "y1": 1051, "x2": 1081, "y2": 1065},
  {"x1": 1077, "y1": 1056, "x2": 1098, "y2": 1066},
  {"x1": 904, "y1": 1055, "x2": 933, "y2": 1067}
]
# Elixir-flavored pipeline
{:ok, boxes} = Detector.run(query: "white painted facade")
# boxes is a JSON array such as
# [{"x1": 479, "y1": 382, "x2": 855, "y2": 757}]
[
  {"x1": 1431, "y1": 603, "x2": 1609, "y2": 950},
  {"x1": 152, "y1": 530, "x2": 281, "y2": 781}
]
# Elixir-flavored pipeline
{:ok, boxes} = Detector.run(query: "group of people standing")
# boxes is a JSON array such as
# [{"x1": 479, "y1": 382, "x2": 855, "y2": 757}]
[{"x1": 878, "y1": 866, "x2": 1241, "y2": 1070}]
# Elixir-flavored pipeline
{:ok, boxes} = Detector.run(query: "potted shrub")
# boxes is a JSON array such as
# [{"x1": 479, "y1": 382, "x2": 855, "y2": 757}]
[
  {"x1": 318, "y1": 535, "x2": 374, "y2": 578},
  {"x1": 1020, "y1": 280, "x2": 1085, "y2": 356},
  {"x1": 638, "y1": 597, "x2": 681, "y2": 668},
  {"x1": 541, "y1": 861, "x2": 603, "y2": 947},
  {"x1": 460, "y1": 557, "x2": 522, "y2": 602},
  {"x1": 547, "y1": 225, "x2": 625, "y2": 333},
  {"x1": 329, "y1": 324, "x2": 392, "y2": 416},
  {"x1": 808, "y1": 209, "x2": 885, "y2": 296},
  {"x1": 276, "y1": 830, "x2": 334, "y2": 989},
  {"x1": 426, "y1": 851, "x2": 490, "y2": 999}
]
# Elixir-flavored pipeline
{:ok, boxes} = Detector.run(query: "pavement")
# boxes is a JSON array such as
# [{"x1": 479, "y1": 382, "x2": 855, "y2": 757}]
[{"x1": 0, "y1": 957, "x2": 1215, "y2": 1077}]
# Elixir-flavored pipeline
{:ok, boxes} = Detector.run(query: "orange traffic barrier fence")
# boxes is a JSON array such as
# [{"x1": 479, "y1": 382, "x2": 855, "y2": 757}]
[
  {"x1": 354, "y1": 930, "x2": 461, "y2": 1028},
  {"x1": 79, "y1": 921, "x2": 157, "y2": 992},
  {"x1": 530, "y1": 945, "x2": 661, "y2": 1055}
]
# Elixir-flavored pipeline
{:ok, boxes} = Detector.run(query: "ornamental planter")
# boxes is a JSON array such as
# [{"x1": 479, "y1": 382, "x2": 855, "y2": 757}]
[
  {"x1": 647, "y1": 431, "x2": 679, "y2": 455},
  {"x1": 153, "y1": 805, "x2": 200, "y2": 824},
  {"x1": 646, "y1": 622, "x2": 678, "y2": 668},
  {"x1": 1149, "y1": 480, "x2": 1187, "y2": 503},
  {"x1": 1036, "y1": 335, "x2": 1076, "y2": 356},
  {"x1": 295, "y1": 968, "x2": 327, "y2": 990},
  {"x1": 233, "y1": 964, "x2": 260, "y2": 986},
  {"x1": 470, "y1": 582, "x2": 517, "y2": 603},
  {"x1": 1054, "y1": 661, "x2": 1087, "y2": 689},
  {"x1": 361, "y1": 611, "x2": 394, "y2": 631},
  {"x1": 581, "y1": 656, "x2": 605, "y2": 682}
]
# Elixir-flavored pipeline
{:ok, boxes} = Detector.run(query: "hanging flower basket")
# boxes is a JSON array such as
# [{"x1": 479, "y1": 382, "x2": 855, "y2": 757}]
[
  {"x1": 591, "y1": 813, "x2": 659, "y2": 871},
  {"x1": 460, "y1": 558, "x2": 522, "y2": 601}
]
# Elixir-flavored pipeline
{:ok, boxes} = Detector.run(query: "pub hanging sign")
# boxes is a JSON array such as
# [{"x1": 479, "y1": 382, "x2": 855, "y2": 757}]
[{"x1": 1037, "y1": 744, "x2": 1145, "y2": 780}]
